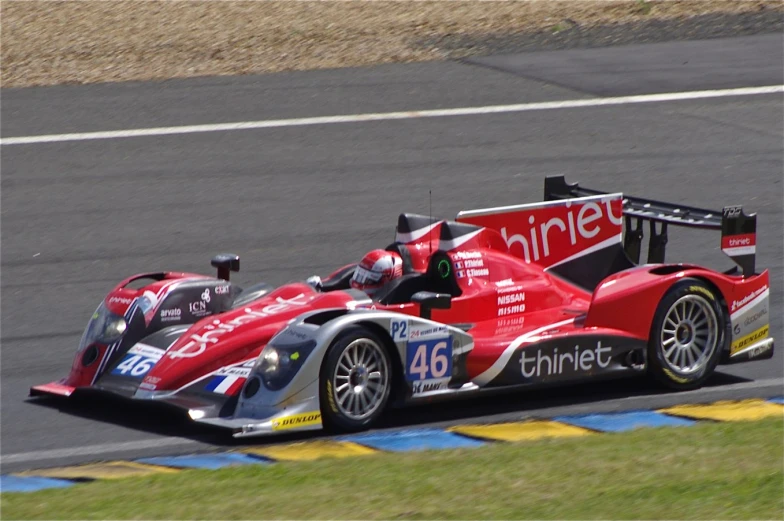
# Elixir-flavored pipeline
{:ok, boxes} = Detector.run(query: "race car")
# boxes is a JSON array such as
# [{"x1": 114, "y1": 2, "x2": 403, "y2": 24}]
[{"x1": 30, "y1": 176, "x2": 774, "y2": 437}]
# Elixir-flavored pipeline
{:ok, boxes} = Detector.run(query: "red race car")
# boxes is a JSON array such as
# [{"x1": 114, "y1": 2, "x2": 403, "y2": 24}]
[{"x1": 31, "y1": 176, "x2": 774, "y2": 437}]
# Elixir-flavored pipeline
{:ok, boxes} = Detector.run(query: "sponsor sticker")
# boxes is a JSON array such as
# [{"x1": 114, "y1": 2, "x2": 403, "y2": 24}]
[
  {"x1": 731, "y1": 285, "x2": 768, "y2": 313},
  {"x1": 215, "y1": 285, "x2": 230, "y2": 295},
  {"x1": 271, "y1": 411, "x2": 322, "y2": 431},
  {"x1": 498, "y1": 292, "x2": 525, "y2": 306},
  {"x1": 406, "y1": 336, "x2": 452, "y2": 381},
  {"x1": 730, "y1": 325, "x2": 770, "y2": 356},
  {"x1": 160, "y1": 308, "x2": 182, "y2": 322},
  {"x1": 744, "y1": 307, "x2": 768, "y2": 327},
  {"x1": 169, "y1": 294, "x2": 310, "y2": 358},
  {"x1": 520, "y1": 340, "x2": 612, "y2": 378},
  {"x1": 141, "y1": 375, "x2": 160, "y2": 390},
  {"x1": 409, "y1": 324, "x2": 449, "y2": 340},
  {"x1": 189, "y1": 301, "x2": 208, "y2": 316},
  {"x1": 749, "y1": 342, "x2": 773, "y2": 359},
  {"x1": 108, "y1": 296, "x2": 134, "y2": 305},
  {"x1": 497, "y1": 287, "x2": 526, "y2": 316},
  {"x1": 722, "y1": 233, "x2": 756, "y2": 256},
  {"x1": 498, "y1": 304, "x2": 526, "y2": 317},
  {"x1": 412, "y1": 380, "x2": 447, "y2": 395},
  {"x1": 111, "y1": 344, "x2": 165, "y2": 378},
  {"x1": 201, "y1": 289, "x2": 211, "y2": 303},
  {"x1": 460, "y1": 194, "x2": 623, "y2": 269},
  {"x1": 452, "y1": 251, "x2": 482, "y2": 260},
  {"x1": 391, "y1": 319, "x2": 408, "y2": 342}
]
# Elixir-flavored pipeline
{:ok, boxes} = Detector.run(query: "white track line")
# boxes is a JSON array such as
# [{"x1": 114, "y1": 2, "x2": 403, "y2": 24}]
[
  {"x1": 2, "y1": 85, "x2": 782, "y2": 146},
  {"x1": 2, "y1": 377, "x2": 782, "y2": 465},
  {"x1": 0, "y1": 437, "x2": 202, "y2": 465}
]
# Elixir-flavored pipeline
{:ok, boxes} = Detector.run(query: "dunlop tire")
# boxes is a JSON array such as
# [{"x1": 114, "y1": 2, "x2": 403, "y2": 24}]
[
  {"x1": 648, "y1": 278, "x2": 726, "y2": 390},
  {"x1": 319, "y1": 326, "x2": 393, "y2": 432}
]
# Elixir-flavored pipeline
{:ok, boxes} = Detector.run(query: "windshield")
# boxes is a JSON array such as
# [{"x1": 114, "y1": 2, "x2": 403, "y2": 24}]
[{"x1": 78, "y1": 303, "x2": 128, "y2": 351}]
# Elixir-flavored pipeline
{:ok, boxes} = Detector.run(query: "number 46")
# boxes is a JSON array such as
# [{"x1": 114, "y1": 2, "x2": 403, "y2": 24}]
[{"x1": 409, "y1": 341, "x2": 450, "y2": 380}]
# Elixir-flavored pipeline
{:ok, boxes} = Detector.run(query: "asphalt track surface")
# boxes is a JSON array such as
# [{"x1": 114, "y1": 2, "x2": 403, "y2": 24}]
[{"x1": 2, "y1": 34, "x2": 782, "y2": 472}]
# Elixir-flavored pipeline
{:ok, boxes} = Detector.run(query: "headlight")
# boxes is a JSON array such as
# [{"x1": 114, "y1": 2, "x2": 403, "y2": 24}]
[
  {"x1": 103, "y1": 317, "x2": 128, "y2": 342},
  {"x1": 78, "y1": 303, "x2": 128, "y2": 351},
  {"x1": 254, "y1": 340, "x2": 316, "y2": 392},
  {"x1": 259, "y1": 348, "x2": 281, "y2": 374}
]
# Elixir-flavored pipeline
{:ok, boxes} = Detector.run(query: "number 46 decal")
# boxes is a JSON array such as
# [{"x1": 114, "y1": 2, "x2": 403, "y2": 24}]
[
  {"x1": 405, "y1": 337, "x2": 453, "y2": 381},
  {"x1": 111, "y1": 353, "x2": 159, "y2": 377}
]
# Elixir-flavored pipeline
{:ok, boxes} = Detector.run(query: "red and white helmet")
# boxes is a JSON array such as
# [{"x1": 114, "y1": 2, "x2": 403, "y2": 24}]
[{"x1": 350, "y1": 249, "x2": 403, "y2": 296}]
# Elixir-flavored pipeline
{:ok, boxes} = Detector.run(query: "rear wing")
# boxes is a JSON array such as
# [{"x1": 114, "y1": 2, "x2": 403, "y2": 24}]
[{"x1": 544, "y1": 176, "x2": 758, "y2": 277}]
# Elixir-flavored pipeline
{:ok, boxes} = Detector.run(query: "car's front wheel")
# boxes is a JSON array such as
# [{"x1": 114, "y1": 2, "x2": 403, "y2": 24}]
[
  {"x1": 647, "y1": 278, "x2": 726, "y2": 390},
  {"x1": 319, "y1": 326, "x2": 393, "y2": 432}
]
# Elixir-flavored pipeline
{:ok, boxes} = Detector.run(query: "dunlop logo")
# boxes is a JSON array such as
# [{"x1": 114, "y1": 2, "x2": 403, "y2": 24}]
[
  {"x1": 271, "y1": 411, "x2": 322, "y2": 431},
  {"x1": 730, "y1": 325, "x2": 770, "y2": 356}
]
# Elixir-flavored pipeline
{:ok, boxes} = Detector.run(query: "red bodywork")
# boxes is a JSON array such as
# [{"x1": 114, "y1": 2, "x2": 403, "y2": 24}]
[{"x1": 34, "y1": 192, "x2": 771, "y2": 402}]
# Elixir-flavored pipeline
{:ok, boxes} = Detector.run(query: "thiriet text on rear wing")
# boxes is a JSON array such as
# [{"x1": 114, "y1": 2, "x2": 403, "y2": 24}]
[{"x1": 543, "y1": 175, "x2": 758, "y2": 277}]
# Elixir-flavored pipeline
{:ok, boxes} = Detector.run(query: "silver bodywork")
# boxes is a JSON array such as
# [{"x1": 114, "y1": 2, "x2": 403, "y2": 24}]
[{"x1": 196, "y1": 308, "x2": 475, "y2": 437}]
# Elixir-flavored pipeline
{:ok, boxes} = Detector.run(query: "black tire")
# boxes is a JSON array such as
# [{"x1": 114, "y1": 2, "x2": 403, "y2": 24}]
[
  {"x1": 648, "y1": 278, "x2": 727, "y2": 390},
  {"x1": 319, "y1": 326, "x2": 393, "y2": 432}
]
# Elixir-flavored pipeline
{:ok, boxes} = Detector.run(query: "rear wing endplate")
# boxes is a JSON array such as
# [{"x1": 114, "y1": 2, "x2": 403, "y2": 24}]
[{"x1": 544, "y1": 176, "x2": 757, "y2": 277}]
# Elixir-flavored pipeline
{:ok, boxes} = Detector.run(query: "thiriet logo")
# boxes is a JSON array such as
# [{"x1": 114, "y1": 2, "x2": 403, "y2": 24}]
[
  {"x1": 521, "y1": 341, "x2": 612, "y2": 378},
  {"x1": 501, "y1": 199, "x2": 623, "y2": 263},
  {"x1": 169, "y1": 294, "x2": 310, "y2": 359}
]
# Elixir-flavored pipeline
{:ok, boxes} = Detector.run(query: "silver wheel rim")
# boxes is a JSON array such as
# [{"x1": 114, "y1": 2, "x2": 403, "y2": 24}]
[
  {"x1": 660, "y1": 294, "x2": 718, "y2": 375},
  {"x1": 332, "y1": 338, "x2": 389, "y2": 421}
]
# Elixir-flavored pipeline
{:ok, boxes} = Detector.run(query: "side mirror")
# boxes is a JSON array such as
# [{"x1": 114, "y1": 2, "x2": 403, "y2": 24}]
[
  {"x1": 411, "y1": 291, "x2": 452, "y2": 320},
  {"x1": 211, "y1": 253, "x2": 240, "y2": 281}
]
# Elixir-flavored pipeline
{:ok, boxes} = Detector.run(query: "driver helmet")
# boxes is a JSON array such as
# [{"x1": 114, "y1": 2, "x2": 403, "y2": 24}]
[{"x1": 350, "y1": 249, "x2": 404, "y2": 296}]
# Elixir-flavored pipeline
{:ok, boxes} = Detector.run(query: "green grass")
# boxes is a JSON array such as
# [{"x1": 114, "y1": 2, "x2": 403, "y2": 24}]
[
  {"x1": 3, "y1": 418, "x2": 783, "y2": 520},
  {"x1": 635, "y1": 0, "x2": 653, "y2": 15}
]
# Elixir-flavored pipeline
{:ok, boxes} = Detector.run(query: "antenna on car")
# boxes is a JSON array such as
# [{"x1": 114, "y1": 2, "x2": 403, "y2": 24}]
[{"x1": 429, "y1": 189, "x2": 433, "y2": 255}]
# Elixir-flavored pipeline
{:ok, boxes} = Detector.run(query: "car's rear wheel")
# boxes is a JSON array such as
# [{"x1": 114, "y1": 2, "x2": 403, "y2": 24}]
[
  {"x1": 648, "y1": 278, "x2": 726, "y2": 390},
  {"x1": 319, "y1": 326, "x2": 393, "y2": 432}
]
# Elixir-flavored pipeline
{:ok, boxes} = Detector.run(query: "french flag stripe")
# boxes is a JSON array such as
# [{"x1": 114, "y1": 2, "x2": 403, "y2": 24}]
[
  {"x1": 224, "y1": 377, "x2": 245, "y2": 395},
  {"x1": 206, "y1": 375, "x2": 244, "y2": 394}
]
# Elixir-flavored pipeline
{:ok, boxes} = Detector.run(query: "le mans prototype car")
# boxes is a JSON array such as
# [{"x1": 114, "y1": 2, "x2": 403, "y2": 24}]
[{"x1": 32, "y1": 177, "x2": 774, "y2": 437}]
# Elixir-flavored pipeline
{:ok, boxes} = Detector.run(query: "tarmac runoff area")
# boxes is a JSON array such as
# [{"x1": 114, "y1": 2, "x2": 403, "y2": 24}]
[{"x1": 1, "y1": 33, "x2": 782, "y2": 472}]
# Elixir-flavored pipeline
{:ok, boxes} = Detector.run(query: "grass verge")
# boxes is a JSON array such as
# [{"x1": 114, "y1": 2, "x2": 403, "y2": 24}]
[
  {"x1": 2, "y1": 0, "x2": 782, "y2": 88},
  {"x1": 3, "y1": 418, "x2": 783, "y2": 520}
]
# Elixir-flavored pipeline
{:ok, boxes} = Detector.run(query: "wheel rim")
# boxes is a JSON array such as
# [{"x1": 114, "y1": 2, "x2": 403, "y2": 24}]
[
  {"x1": 332, "y1": 338, "x2": 389, "y2": 421},
  {"x1": 660, "y1": 294, "x2": 719, "y2": 375}
]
